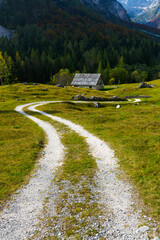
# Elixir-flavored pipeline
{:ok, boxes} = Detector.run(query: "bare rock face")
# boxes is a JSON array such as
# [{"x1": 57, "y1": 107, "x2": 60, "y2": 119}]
[
  {"x1": 0, "y1": 0, "x2": 10, "y2": 38},
  {"x1": 105, "y1": 0, "x2": 131, "y2": 22},
  {"x1": 0, "y1": 25, "x2": 11, "y2": 38},
  {"x1": 80, "y1": 0, "x2": 131, "y2": 22}
]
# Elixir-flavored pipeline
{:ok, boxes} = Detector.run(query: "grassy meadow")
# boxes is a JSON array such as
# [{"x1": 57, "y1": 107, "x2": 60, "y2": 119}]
[
  {"x1": 0, "y1": 81, "x2": 160, "y2": 225},
  {"x1": 0, "y1": 83, "x2": 108, "y2": 207}
]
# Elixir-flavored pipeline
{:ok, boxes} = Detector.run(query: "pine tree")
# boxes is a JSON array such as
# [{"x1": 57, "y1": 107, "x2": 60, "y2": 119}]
[
  {"x1": 0, "y1": 52, "x2": 8, "y2": 85},
  {"x1": 118, "y1": 56, "x2": 125, "y2": 68},
  {"x1": 83, "y1": 65, "x2": 87, "y2": 73},
  {"x1": 97, "y1": 61, "x2": 102, "y2": 74}
]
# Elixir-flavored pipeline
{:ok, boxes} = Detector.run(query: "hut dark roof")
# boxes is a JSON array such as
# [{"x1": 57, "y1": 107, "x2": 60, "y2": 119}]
[{"x1": 71, "y1": 73, "x2": 103, "y2": 86}]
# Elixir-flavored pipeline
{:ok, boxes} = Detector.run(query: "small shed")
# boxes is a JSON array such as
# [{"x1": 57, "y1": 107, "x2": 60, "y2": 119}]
[{"x1": 71, "y1": 73, "x2": 104, "y2": 90}]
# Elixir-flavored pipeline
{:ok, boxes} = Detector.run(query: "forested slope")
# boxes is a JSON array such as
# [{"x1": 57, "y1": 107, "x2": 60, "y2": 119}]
[{"x1": 0, "y1": 0, "x2": 160, "y2": 84}]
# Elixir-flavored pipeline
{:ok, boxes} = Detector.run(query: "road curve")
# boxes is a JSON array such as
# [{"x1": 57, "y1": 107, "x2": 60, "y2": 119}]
[
  {"x1": 0, "y1": 101, "x2": 155, "y2": 240},
  {"x1": 29, "y1": 101, "x2": 150, "y2": 240},
  {"x1": 0, "y1": 102, "x2": 64, "y2": 240}
]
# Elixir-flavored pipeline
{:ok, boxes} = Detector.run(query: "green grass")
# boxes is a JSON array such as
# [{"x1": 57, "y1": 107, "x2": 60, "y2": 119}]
[
  {"x1": 37, "y1": 81, "x2": 160, "y2": 221},
  {"x1": 110, "y1": 79, "x2": 160, "y2": 105},
  {"x1": 0, "y1": 83, "x2": 111, "y2": 206},
  {"x1": 28, "y1": 121, "x2": 103, "y2": 239},
  {"x1": 54, "y1": 127, "x2": 102, "y2": 238},
  {"x1": 0, "y1": 80, "x2": 160, "y2": 226},
  {"x1": 0, "y1": 102, "x2": 44, "y2": 206},
  {"x1": 58, "y1": 131, "x2": 97, "y2": 182}
]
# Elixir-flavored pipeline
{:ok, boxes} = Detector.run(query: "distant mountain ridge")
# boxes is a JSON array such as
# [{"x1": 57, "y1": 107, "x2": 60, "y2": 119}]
[
  {"x1": 118, "y1": 0, "x2": 160, "y2": 29},
  {"x1": 147, "y1": 12, "x2": 160, "y2": 29},
  {"x1": 118, "y1": 0, "x2": 160, "y2": 22}
]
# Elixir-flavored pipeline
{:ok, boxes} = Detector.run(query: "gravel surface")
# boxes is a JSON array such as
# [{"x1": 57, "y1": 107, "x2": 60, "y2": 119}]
[
  {"x1": 29, "y1": 101, "x2": 159, "y2": 239},
  {"x1": 0, "y1": 103, "x2": 64, "y2": 240},
  {"x1": 0, "y1": 101, "x2": 159, "y2": 240}
]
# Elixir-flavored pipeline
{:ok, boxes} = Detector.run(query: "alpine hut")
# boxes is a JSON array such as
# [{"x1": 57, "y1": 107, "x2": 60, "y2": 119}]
[{"x1": 71, "y1": 73, "x2": 104, "y2": 90}]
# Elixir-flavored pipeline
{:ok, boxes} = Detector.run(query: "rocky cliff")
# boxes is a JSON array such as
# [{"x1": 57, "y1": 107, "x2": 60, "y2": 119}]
[
  {"x1": 81, "y1": 0, "x2": 131, "y2": 22},
  {"x1": 0, "y1": 25, "x2": 11, "y2": 38},
  {"x1": 118, "y1": 0, "x2": 160, "y2": 24},
  {"x1": 147, "y1": 12, "x2": 160, "y2": 29}
]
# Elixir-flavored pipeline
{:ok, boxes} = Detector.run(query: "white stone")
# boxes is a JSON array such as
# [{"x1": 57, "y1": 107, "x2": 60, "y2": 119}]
[
  {"x1": 136, "y1": 225, "x2": 149, "y2": 233},
  {"x1": 116, "y1": 105, "x2": 121, "y2": 109}
]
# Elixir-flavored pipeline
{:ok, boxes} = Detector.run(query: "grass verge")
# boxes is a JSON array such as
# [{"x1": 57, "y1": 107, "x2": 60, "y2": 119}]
[
  {"x1": 0, "y1": 83, "x2": 110, "y2": 206},
  {"x1": 0, "y1": 80, "x2": 160, "y2": 227},
  {"x1": 0, "y1": 102, "x2": 44, "y2": 207},
  {"x1": 38, "y1": 100, "x2": 160, "y2": 222},
  {"x1": 28, "y1": 120, "x2": 105, "y2": 239}
]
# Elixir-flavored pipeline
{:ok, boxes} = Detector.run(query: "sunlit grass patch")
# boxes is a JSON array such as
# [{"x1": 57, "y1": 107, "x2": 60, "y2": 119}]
[
  {"x1": 0, "y1": 83, "x2": 110, "y2": 206},
  {"x1": 0, "y1": 107, "x2": 44, "y2": 205},
  {"x1": 38, "y1": 100, "x2": 160, "y2": 221},
  {"x1": 0, "y1": 80, "x2": 160, "y2": 226}
]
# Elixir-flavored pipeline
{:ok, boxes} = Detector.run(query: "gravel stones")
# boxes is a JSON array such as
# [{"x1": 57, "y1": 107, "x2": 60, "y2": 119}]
[
  {"x1": 72, "y1": 95, "x2": 127, "y2": 102},
  {"x1": 0, "y1": 103, "x2": 64, "y2": 240},
  {"x1": 136, "y1": 226, "x2": 149, "y2": 233},
  {"x1": 28, "y1": 102, "x2": 157, "y2": 239},
  {"x1": 33, "y1": 177, "x2": 105, "y2": 239},
  {"x1": 0, "y1": 101, "x2": 159, "y2": 240}
]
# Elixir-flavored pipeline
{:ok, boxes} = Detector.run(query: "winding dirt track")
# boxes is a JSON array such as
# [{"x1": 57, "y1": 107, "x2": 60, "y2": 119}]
[
  {"x1": 0, "y1": 102, "x2": 64, "y2": 240},
  {"x1": 0, "y1": 101, "x2": 156, "y2": 239}
]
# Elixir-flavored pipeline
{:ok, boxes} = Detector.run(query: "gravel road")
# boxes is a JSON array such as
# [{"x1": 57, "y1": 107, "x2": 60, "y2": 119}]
[
  {"x1": 0, "y1": 101, "x2": 159, "y2": 240},
  {"x1": 0, "y1": 103, "x2": 64, "y2": 240}
]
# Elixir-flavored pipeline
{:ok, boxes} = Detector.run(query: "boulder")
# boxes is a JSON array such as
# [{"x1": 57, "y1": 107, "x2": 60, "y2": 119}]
[
  {"x1": 110, "y1": 96, "x2": 119, "y2": 101},
  {"x1": 110, "y1": 96, "x2": 127, "y2": 101},
  {"x1": 94, "y1": 102, "x2": 104, "y2": 108},
  {"x1": 76, "y1": 95, "x2": 86, "y2": 100},
  {"x1": 55, "y1": 84, "x2": 64, "y2": 88},
  {"x1": 72, "y1": 95, "x2": 127, "y2": 102},
  {"x1": 139, "y1": 82, "x2": 153, "y2": 89},
  {"x1": 116, "y1": 105, "x2": 121, "y2": 109}
]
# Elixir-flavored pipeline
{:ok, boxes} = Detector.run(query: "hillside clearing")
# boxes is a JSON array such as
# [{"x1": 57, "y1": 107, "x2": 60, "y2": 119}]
[
  {"x1": 0, "y1": 101, "x2": 158, "y2": 239},
  {"x1": 0, "y1": 81, "x2": 159, "y2": 237}
]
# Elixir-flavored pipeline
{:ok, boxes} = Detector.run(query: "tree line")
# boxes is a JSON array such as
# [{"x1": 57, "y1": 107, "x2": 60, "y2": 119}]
[{"x1": 0, "y1": 0, "x2": 160, "y2": 85}]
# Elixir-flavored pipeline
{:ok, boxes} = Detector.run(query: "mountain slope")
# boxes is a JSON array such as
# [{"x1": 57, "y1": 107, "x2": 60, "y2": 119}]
[
  {"x1": 0, "y1": 0, "x2": 160, "y2": 84},
  {"x1": 0, "y1": 0, "x2": 130, "y2": 29},
  {"x1": 147, "y1": 12, "x2": 160, "y2": 29},
  {"x1": 81, "y1": 0, "x2": 131, "y2": 22},
  {"x1": 118, "y1": 0, "x2": 160, "y2": 23},
  {"x1": 134, "y1": 2, "x2": 160, "y2": 24}
]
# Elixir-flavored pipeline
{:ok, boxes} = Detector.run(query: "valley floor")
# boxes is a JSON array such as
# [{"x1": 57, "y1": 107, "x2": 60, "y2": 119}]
[{"x1": 0, "y1": 101, "x2": 159, "y2": 240}]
